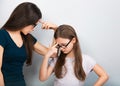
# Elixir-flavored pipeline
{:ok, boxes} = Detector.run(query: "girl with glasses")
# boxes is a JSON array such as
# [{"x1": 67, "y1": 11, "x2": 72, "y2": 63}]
[{"x1": 39, "y1": 24, "x2": 109, "y2": 86}]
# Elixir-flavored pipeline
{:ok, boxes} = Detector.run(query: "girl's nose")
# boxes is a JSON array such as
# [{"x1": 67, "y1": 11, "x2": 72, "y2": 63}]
[{"x1": 60, "y1": 47, "x2": 65, "y2": 52}]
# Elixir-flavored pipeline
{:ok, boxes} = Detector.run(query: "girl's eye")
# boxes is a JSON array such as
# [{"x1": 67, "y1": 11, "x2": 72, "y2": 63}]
[{"x1": 61, "y1": 44, "x2": 66, "y2": 46}]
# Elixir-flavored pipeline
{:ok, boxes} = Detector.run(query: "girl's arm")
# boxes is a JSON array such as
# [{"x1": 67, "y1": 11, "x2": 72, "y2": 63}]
[
  {"x1": 39, "y1": 44, "x2": 58, "y2": 81},
  {"x1": 0, "y1": 46, "x2": 5, "y2": 86},
  {"x1": 33, "y1": 22, "x2": 58, "y2": 56},
  {"x1": 93, "y1": 64, "x2": 109, "y2": 86}
]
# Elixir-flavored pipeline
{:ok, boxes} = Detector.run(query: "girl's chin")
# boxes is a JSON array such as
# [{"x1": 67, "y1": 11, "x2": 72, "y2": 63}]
[{"x1": 63, "y1": 51, "x2": 68, "y2": 54}]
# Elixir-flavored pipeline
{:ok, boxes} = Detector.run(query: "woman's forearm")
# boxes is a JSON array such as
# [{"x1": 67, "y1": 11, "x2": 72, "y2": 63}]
[{"x1": 0, "y1": 71, "x2": 4, "y2": 86}]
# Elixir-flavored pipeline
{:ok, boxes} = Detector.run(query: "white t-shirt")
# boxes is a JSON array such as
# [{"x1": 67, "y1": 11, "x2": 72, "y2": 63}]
[{"x1": 49, "y1": 54, "x2": 96, "y2": 86}]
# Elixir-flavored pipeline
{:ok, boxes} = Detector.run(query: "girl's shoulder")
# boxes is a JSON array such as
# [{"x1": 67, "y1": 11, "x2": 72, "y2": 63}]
[
  {"x1": 82, "y1": 54, "x2": 96, "y2": 75},
  {"x1": 82, "y1": 54, "x2": 95, "y2": 62}
]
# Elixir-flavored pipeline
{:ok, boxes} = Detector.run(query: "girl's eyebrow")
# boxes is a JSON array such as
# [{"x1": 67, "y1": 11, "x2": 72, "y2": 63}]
[{"x1": 60, "y1": 43, "x2": 67, "y2": 45}]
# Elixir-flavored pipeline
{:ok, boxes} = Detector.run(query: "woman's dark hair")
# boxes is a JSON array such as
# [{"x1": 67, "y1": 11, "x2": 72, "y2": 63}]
[
  {"x1": 54, "y1": 24, "x2": 86, "y2": 81},
  {"x1": 2, "y1": 2, "x2": 42, "y2": 65},
  {"x1": 3, "y1": 2, "x2": 42, "y2": 30}
]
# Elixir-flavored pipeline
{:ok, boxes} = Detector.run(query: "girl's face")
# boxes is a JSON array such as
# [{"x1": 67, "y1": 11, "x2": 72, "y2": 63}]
[
  {"x1": 56, "y1": 37, "x2": 76, "y2": 54},
  {"x1": 21, "y1": 24, "x2": 36, "y2": 35}
]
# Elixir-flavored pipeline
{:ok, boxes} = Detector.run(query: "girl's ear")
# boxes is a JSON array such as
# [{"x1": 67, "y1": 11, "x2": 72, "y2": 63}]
[{"x1": 72, "y1": 37, "x2": 76, "y2": 44}]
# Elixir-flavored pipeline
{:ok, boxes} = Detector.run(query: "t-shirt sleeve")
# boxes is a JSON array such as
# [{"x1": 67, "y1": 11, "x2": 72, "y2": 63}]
[
  {"x1": 0, "y1": 31, "x2": 7, "y2": 48},
  {"x1": 82, "y1": 54, "x2": 96, "y2": 75},
  {"x1": 48, "y1": 58, "x2": 57, "y2": 68}
]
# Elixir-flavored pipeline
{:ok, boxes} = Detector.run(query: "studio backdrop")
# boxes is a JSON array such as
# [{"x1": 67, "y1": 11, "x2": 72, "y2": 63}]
[{"x1": 0, "y1": 0, "x2": 120, "y2": 86}]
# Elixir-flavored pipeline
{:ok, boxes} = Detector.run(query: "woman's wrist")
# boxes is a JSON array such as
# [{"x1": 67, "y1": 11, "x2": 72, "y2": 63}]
[{"x1": 52, "y1": 25, "x2": 58, "y2": 31}]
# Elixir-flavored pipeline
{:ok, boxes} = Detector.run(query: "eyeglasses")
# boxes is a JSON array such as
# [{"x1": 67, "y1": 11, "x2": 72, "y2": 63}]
[
  {"x1": 32, "y1": 20, "x2": 43, "y2": 28},
  {"x1": 57, "y1": 39, "x2": 72, "y2": 49}
]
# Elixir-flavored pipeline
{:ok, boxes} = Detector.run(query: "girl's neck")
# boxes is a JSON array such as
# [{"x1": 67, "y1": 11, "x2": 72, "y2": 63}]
[{"x1": 66, "y1": 50, "x2": 75, "y2": 58}]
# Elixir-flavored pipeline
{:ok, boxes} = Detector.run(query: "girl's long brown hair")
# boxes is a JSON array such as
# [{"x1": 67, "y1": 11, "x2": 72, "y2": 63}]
[
  {"x1": 1, "y1": 2, "x2": 42, "y2": 65},
  {"x1": 54, "y1": 25, "x2": 86, "y2": 81}
]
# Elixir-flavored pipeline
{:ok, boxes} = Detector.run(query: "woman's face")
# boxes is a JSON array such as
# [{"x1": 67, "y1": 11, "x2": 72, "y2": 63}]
[
  {"x1": 21, "y1": 20, "x2": 39, "y2": 35},
  {"x1": 21, "y1": 24, "x2": 35, "y2": 35},
  {"x1": 56, "y1": 37, "x2": 75, "y2": 54}
]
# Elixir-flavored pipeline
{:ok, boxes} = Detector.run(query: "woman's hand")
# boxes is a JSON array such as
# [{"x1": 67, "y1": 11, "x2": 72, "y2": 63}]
[{"x1": 40, "y1": 20, "x2": 58, "y2": 31}]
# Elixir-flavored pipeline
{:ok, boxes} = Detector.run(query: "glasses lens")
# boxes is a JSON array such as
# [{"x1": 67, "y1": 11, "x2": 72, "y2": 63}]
[
  {"x1": 65, "y1": 39, "x2": 72, "y2": 47},
  {"x1": 56, "y1": 44, "x2": 61, "y2": 49}
]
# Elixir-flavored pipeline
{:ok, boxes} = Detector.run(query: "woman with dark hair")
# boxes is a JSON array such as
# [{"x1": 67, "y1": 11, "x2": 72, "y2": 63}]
[
  {"x1": 40, "y1": 24, "x2": 109, "y2": 86},
  {"x1": 0, "y1": 2, "x2": 57, "y2": 86}
]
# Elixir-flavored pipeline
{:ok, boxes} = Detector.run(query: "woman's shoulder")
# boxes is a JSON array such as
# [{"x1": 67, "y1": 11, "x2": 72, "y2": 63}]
[
  {"x1": 0, "y1": 29, "x2": 7, "y2": 37},
  {"x1": 0, "y1": 29, "x2": 9, "y2": 47},
  {"x1": 0, "y1": 29, "x2": 5, "y2": 32}
]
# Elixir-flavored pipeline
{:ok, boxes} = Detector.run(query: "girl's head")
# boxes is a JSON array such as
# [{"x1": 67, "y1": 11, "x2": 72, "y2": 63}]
[
  {"x1": 54, "y1": 24, "x2": 77, "y2": 54},
  {"x1": 54, "y1": 24, "x2": 86, "y2": 81},
  {"x1": 3, "y1": 2, "x2": 42, "y2": 34}
]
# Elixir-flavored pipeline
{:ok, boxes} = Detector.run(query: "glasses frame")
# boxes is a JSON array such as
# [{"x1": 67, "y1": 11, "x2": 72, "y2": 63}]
[
  {"x1": 33, "y1": 20, "x2": 42, "y2": 27},
  {"x1": 57, "y1": 38, "x2": 73, "y2": 49},
  {"x1": 56, "y1": 38, "x2": 73, "y2": 57}
]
